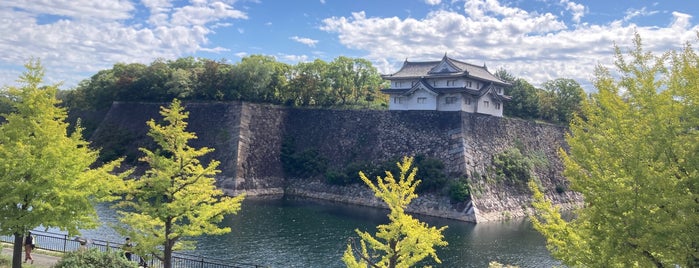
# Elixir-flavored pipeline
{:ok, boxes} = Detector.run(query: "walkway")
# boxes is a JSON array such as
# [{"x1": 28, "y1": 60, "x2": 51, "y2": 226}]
[{"x1": 1, "y1": 247, "x2": 60, "y2": 268}]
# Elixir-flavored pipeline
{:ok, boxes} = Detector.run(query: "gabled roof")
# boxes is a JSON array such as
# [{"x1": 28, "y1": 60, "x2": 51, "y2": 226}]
[
  {"x1": 381, "y1": 55, "x2": 509, "y2": 86},
  {"x1": 480, "y1": 83, "x2": 512, "y2": 102},
  {"x1": 381, "y1": 79, "x2": 439, "y2": 96},
  {"x1": 405, "y1": 79, "x2": 439, "y2": 96},
  {"x1": 428, "y1": 55, "x2": 462, "y2": 74}
]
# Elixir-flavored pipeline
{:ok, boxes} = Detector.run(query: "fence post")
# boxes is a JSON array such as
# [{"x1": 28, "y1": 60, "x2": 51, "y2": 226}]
[{"x1": 63, "y1": 234, "x2": 68, "y2": 252}]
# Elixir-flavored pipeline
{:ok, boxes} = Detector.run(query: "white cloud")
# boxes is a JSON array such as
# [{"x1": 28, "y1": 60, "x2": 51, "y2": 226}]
[
  {"x1": 623, "y1": 7, "x2": 659, "y2": 22},
  {"x1": 425, "y1": 0, "x2": 441, "y2": 5},
  {"x1": 290, "y1": 36, "x2": 319, "y2": 47},
  {"x1": 0, "y1": 0, "x2": 248, "y2": 88},
  {"x1": 0, "y1": 0, "x2": 135, "y2": 21},
  {"x1": 321, "y1": 0, "x2": 699, "y2": 90},
  {"x1": 560, "y1": 0, "x2": 585, "y2": 24}
]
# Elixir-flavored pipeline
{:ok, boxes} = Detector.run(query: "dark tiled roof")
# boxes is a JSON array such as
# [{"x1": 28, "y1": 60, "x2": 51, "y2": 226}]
[
  {"x1": 382, "y1": 56, "x2": 508, "y2": 86},
  {"x1": 382, "y1": 86, "x2": 477, "y2": 96},
  {"x1": 380, "y1": 79, "x2": 511, "y2": 102}
]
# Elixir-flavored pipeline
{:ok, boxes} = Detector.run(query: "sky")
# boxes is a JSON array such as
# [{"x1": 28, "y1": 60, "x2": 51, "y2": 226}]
[{"x1": 1, "y1": 0, "x2": 698, "y2": 91}]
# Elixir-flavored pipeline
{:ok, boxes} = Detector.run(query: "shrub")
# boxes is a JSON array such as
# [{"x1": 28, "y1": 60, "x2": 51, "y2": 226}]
[
  {"x1": 413, "y1": 155, "x2": 448, "y2": 193},
  {"x1": 555, "y1": 183, "x2": 566, "y2": 194},
  {"x1": 449, "y1": 179, "x2": 471, "y2": 203},
  {"x1": 280, "y1": 137, "x2": 328, "y2": 178},
  {"x1": 325, "y1": 170, "x2": 351, "y2": 185},
  {"x1": 325, "y1": 155, "x2": 449, "y2": 192},
  {"x1": 493, "y1": 147, "x2": 532, "y2": 185},
  {"x1": 54, "y1": 249, "x2": 137, "y2": 268},
  {"x1": 326, "y1": 161, "x2": 380, "y2": 185}
]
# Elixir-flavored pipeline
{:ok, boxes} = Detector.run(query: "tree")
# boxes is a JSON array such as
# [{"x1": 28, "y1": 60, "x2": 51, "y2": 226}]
[
  {"x1": 343, "y1": 156, "x2": 448, "y2": 268},
  {"x1": 541, "y1": 78, "x2": 584, "y2": 124},
  {"x1": 288, "y1": 59, "x2": 332, "y2": 106},
  {"x1": 495, "y1": 69, "x2": 541, "y2": 119},
  {"x1": 0, "y1": 59, "x2": 125, "y2": 268},
  {"x1": 230, "y1": 55, "x2": 290, "y2": 103},
  {"x1": 192, "y1": 59, "x2": 231, "y2": 101},
  {"x1": 349, "y1": 58, "x2": 385, "y2": 107},
  {"x1": 329, "y1": 56, "x2": 357, "y2": 105},
  {"x1": 529, "y1": 33, "x2": 699, "y2": 267},
  {"x1": 506, "y1": 79, "x2": 540, "y2": 119},
  {"x1": 494, "y1": 68, "x2": 516, "y2": 84},
  {"x1": 165, "y1": 68, "x2": 195, "y2": 100},
  {"x1": 114, "y1": 99, "x2": 245, "y2": 268}
]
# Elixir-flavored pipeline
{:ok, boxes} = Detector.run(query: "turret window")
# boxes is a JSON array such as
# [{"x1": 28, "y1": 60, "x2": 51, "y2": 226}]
[{"x1": 393, "y1": 97, "x2": 406, "y2": 104}]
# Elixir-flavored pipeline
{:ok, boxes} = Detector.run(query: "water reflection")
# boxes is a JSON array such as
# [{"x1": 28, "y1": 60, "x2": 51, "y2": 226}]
[{"x1": 82, "y1": 198, "x2": 558, "y2": 268}]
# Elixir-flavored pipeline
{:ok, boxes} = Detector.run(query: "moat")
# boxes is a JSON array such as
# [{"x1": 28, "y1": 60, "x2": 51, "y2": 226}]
[{"x1": 80, "y1": 198, "x2": 558, "y2": 268}]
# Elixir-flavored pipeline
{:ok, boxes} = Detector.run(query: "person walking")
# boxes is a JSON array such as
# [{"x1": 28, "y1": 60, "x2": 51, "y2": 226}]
[
  {"x1": 123, "y1": 237, "x2": 148, "y2": 267},
  {"x1": 24, "y1": 231, "x2": 34, "y2": 264},
  {"x1": 122, "y1": 237, "x2": 133, "y2": 261}
]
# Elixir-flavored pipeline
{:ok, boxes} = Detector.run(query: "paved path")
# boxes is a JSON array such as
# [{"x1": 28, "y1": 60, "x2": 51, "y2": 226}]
[{"x1": 1, "y1": 247, "x2": 60, "y2": 268}]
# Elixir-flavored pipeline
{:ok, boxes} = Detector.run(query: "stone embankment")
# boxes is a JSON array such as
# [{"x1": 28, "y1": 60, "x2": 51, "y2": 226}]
[{"x1": 91, "y1": 101, "x2": 580, "y2": 222}]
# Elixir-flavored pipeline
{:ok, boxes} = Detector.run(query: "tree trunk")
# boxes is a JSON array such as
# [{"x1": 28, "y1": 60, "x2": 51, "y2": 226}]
[
  {"x1": 164, "y1": 220, "x2": 172, "y2": 268},
  {"x1": 163, "y1": 241, "x2": 172, "y2": 268},
  {"x1": 387, "y1": 240, "x2": 397, "y2": 268},
  {"x1": 12, "y1": 233, "x2": 23, "y2": 268}
]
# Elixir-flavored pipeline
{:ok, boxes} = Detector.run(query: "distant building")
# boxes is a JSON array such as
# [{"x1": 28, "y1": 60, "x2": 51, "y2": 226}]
[{"x1": 381, "y1": 55, "x2": 511, "y2": 116}]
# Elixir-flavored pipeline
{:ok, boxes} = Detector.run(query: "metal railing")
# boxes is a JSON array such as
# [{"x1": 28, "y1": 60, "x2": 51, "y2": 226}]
[{"x1": 1, "y1": 230, "x2": 265, "y2": 268}]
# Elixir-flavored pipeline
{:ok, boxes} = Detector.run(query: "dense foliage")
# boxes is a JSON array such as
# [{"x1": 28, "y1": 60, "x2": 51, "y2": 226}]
[
  {"x1": 493, "y1": 147, "x2": 532, "y2": 186},
  {"x1": 0, "y1": 60, "x2": 127, "y2": 268},
  {"x1": 496, "y1": 69, "x2": 585, "y2": 125},
  {"x1": 113, "y1": 99, "x2": 245, "y2": 268},
  {"x1": 343, "y1": 157, "x2": 448, "y2": 267},
  {"x1": 324, "y1": 155, "x2": 448, "y2": 193},
  {"x1": 448, "y1": 177, "x2": 471, "y2": 202},
  {"x1": 62, "y1": 55, "x2": 388, "y2": 111},
  {"x1": 530, "y1": 34, "x2": 699, "y2": 267},
  {"x1": 280, "y1": 137, "x2": 328, "y2": 178},
  {"x1": 54, "y1": 249, "x2": 137, "y2": 268}
]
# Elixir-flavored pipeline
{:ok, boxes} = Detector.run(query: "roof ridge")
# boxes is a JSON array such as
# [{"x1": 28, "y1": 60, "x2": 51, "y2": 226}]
[{"x1": 448, "y1": 57, "x2": 487, "y2": 69}]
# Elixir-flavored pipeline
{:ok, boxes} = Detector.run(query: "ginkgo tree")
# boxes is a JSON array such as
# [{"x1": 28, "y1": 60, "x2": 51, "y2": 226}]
[
  {"x1": 343, "y1": 156, "x2": 448, "y2": 268},
  {"x1": 0, "y1": 59, "x2": 126, "y2": 268},
  {"x1": 530, "y1": 33, "x2": 699, "y2": 267},
  {"x1": 114, "y1": 99, "x2": 245, "y2": 268}
]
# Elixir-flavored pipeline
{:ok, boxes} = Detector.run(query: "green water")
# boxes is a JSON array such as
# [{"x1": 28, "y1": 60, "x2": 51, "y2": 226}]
[{"x1": 86, "y1": 198, "x2": 558, "y2": 267}]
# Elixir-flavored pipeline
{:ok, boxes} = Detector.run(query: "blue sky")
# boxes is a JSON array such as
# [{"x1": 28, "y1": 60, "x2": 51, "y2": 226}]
[{"x1": 1, "y1": 0, "x2": 698, "y2": 91}]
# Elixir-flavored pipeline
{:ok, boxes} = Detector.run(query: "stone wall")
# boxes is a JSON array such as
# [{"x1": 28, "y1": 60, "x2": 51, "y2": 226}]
[
  {"x1": 92, "y1": 101, "x2": 580, "y2": 222},
  {"x1": 457, "y1": 114, "x2": 582, "y2": 221},
  {"x1": 283, "y1": 109, "x2": 462, "y2": 170},
  {"x1": 91, "y1": 101, "x2": 244, "y2": 178},
  {"x1": 229, "y1": 103, "x2": 287, "y2": 196}
]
